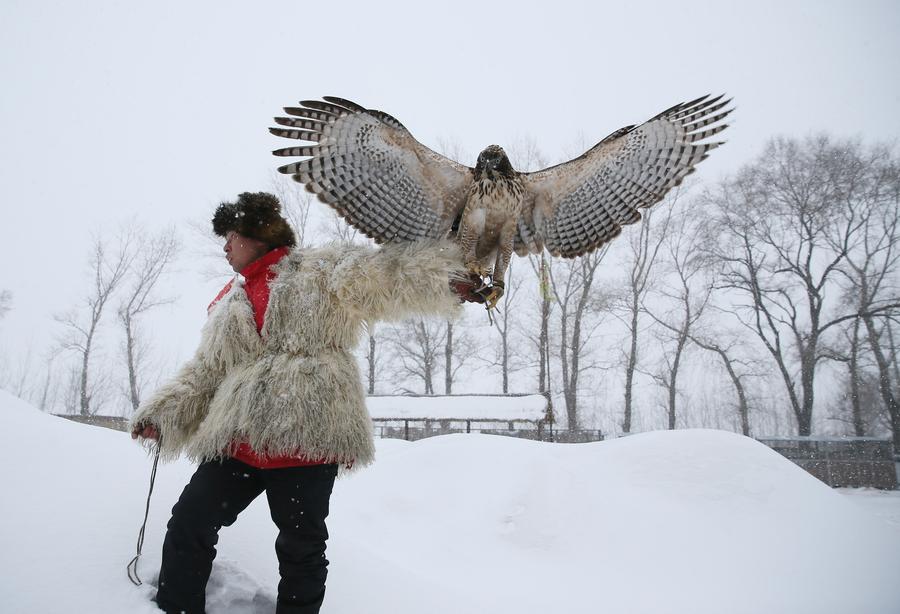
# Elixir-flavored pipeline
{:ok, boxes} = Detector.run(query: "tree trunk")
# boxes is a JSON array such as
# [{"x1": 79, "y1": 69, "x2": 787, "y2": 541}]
[
  {"x1": 501, "y1": 322, "x2": 509, "y2": 394},
  {"x1": 445, "y1": 322, "x2": 453, "y2": 394},
  {"x1": 124, "y1": 313, "x2": 140, "y2": 412},
  {"x1": 559, "y1": 300, "x2": 573, "y2": 428},
  {"x1": 79, "y1": 331, "x2": 94, "y2": 416},
  {"x1": 421, "y1": 321, "x2": 434, "y2": 395},
  {"x1": 886, "y1": 322, "x2": 900, "y2": 393},
  {"x1": 863, "y1": 314, "x2": 900, "y2": 454},
  {"x1": 667, "y1": 336, "x2": 687, "y2": 431},
  {"x1": 424, "y1": 365, "x2": 433, "y2": 395},
  {"x1": 367, "y1": 332, "x2": 376, "y2": 395},
  {"x1": 849, "y1": 317, "x2": 865, "y2": 436},
  {"x1": 538, "y1": 255, "x2": 551, "y2": 393},
  {"x1": 720, "y1": 349, "x2": 751, "y2": 436},
  {"x1": 623, "y1": 297, "x2": 639, "y2": 434},
  {"x1": 797, "y1": 351, "x2": 816, "y2": 436}
]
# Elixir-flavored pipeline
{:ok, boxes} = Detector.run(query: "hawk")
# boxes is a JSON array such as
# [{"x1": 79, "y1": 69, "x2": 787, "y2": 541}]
[{"x1": 271, "y1": 95, "x2": 732, "y2": 307}]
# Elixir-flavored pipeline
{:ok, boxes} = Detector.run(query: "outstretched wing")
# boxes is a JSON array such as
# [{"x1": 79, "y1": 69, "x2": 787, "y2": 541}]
[
  {"x1": 516, "y1": 94, "x2": 732, "y2": 258},
  {"x1": 271, "y1": 97, "x2": 473, "y2": 243}
]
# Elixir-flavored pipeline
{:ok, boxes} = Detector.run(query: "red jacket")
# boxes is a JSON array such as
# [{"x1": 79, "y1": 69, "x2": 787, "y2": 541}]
[{"x1": 209, "y1": 247, "x2": 325, "y2": 469}]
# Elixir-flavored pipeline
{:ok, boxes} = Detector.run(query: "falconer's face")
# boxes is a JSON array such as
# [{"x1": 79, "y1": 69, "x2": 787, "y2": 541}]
[{"x1": 224, "y1": 231, "x2": 269, "y2": 273}]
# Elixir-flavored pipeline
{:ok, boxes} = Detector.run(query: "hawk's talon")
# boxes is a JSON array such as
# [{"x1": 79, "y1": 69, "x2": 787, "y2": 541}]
[
  {"x1": 466, "y1": 262, "x2": 489, "y2": 278},
  {"x1": 477, "y1": 281, "x2": 505, "y2": 309}
]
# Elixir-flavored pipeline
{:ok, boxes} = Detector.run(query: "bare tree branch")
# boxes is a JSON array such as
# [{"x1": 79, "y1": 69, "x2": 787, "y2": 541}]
[
  {"x1": 702, "y1": 135, "x2": 899, "y2": 436},
  {"x1": 56, "y1": 231, "x2": 135, "y2": 415},
  {"x1": 118, "y1": 226, "x2": 180, "y2": 413}
]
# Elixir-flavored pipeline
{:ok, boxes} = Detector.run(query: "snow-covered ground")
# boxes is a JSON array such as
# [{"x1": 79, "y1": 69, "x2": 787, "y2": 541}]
[{"x1": 1, "y1": 389, "x2": 898, "y2": 614}]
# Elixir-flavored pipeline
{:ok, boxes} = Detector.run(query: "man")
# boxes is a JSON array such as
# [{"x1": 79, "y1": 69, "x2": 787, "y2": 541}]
[{"x1": 130, "y1": 191, "x2": 473, "y2": 614}]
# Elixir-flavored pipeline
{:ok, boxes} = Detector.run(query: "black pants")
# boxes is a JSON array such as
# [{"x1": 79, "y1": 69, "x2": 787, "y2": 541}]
[{"x1": 155, "y1": 458, "x2": 338, "y2": 614}]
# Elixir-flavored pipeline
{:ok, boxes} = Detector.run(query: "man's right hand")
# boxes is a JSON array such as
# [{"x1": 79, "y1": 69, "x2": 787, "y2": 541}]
[{"x1": 131, "y1": 421, "x2": 160, "y2": 441}]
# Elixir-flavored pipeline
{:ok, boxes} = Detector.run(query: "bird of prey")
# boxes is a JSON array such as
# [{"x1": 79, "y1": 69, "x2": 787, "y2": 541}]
[{"x1": 271, "y1": 95, "x2": 732, "y2": 307}]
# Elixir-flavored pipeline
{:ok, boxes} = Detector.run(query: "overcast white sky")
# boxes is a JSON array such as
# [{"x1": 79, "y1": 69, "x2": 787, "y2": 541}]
[{"x1": 1, "y1": 0, "x2": 899, "y2": 381}]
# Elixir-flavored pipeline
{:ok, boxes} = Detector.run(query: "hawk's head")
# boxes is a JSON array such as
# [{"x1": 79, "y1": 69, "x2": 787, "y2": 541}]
[{"x1": 475, "y1": 145, "x2": 515, "y2": 180}]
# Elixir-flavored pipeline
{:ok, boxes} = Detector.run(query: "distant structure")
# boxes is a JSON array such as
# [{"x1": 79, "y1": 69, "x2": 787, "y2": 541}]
[
  {"x1": 758, "y1": 436, "x2": 897, "y2": 490},
  {"x1": 367, "y1": 393, "x2": 568, "y2": 442}
]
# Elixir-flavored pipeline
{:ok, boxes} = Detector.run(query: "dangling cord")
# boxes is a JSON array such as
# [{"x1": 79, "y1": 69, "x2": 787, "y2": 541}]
[
  {"x1": 540, "y1": 253, "x2": 556, "y2": 439},
  {"x1": 481, "y1": 274, "x2": 496, "y2": 327},
  {"x1": 127, "y1": 438, "x2": 161, "y2": 586}
]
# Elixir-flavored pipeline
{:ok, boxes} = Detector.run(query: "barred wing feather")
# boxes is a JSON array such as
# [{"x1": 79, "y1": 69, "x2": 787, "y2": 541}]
[
  {"x1": 517, "y1": 94, "x2": 732, "y2": 258},
  {"x1": 271, "y1": 97, "x2": 473, "y2": 244}
]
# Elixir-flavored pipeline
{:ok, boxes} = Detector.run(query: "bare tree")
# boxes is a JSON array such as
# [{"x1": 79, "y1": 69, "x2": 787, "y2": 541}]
[
  {"x1": 444, "y1": 320, "x2": 475, "y2": 394},
  {"x1": 118, "y1": 228, "x2": 180, "y2": 413},
  {"x1": 885, "y1": 319, "x2": 900, "y2": 388},
  {"x1": 831, "y1": 144, "x2": 900, "y2": 450},
  {"x1": 546, "y1": 247, "x2": 611, "y2": 430},
  {"x1": 362, "y1": 322, "x2": 382, "y2": 394},
  {"x1": 845, "y1": 317, "x2": 866, "y2": 436},
  {"x1": 643, "y1": 204, "x2": 713, "y2": 430},
  {"x1": 444, "y1": 321, "x2": 456, "y2": 394},
  {"x1": 691, "y1": 332, "x2": 760, "y2": 436},
  {"x1": 389, "y1": 318, "x2": 446, "y2": 394},
  {"x1": 829, "y1": 316, "x2": 884, "y2": 437},
  {"x1": 613, "y1": 203, "x2": 672, "y2": 434},
  {"x1": 704, "y1": 136, "x2": 898, "y2": 436},
  {"x1": 527, "y1": 253, "x2": 555, "y2": 394},
  {"x1": 56, "y1": 233, "x2": 135, "y2": 415},
  {"x1": 384, "y1": 313, "x2": 478, "y2": 395}
]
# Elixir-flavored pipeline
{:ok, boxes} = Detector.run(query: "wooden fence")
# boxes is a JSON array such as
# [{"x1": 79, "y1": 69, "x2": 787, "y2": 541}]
[{"x1": 757, "y1": 436, "x2": 897, "y2": 490}]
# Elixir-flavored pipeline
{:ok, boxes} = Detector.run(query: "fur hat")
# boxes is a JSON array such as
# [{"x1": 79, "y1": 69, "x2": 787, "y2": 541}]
[{"x1": 212, "y1": 192, "x2": 297, "y2": 248}]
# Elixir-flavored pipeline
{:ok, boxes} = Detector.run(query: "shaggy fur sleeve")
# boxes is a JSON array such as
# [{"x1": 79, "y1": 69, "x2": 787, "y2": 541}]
[
  {"x1": 328, "y1": 240, "x2": 468, "y2": 322},
  {"x1": 128, "y1": 287, "x2": 263, "y2": 460},
  {"x1": 128, "y1": 359, "x2": 218, "y2": 459}
]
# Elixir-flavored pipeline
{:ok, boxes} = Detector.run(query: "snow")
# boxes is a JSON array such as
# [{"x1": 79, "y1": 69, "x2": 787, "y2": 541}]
[
  {"x1": 366, "y1": 393, "x2": 548, "y2": 421},
  {"x1": 1, "y1": 388, "x2": 899, "y2": 614}
]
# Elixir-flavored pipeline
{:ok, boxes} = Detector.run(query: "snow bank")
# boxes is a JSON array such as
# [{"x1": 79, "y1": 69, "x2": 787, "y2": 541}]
[{"x1": 1, "y1": 389, "x2": 898, "y2": 614}]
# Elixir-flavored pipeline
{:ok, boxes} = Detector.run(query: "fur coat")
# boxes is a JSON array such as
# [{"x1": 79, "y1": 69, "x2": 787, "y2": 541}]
[{"x1": 129, "y1": 241, "x2": 465, "y2": 468}]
